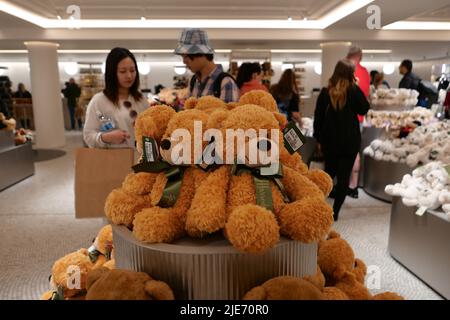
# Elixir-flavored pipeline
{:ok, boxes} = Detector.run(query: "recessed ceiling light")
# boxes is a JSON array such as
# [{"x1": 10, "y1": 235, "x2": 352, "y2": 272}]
[
  {"x1": 383, "y1": 21, "x2": 450, "y2": 30},
  {"x1": 0, "y1": 0, "x2": 374, "y2": 29}
]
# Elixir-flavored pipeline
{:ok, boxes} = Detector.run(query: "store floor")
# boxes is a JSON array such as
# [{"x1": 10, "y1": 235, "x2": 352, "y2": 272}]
[{"x1": 0, "y1": 132, "x2": 443, "y2": 300}]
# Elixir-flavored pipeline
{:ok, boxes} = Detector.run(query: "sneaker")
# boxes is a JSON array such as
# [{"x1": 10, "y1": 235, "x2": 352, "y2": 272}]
[{"x1": 348, "y1": 187, "x2": 359, "y2": 199}]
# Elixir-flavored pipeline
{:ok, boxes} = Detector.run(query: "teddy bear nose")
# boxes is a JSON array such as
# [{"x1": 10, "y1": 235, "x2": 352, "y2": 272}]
[
  {"x1": 257, "y1": 140, "x2": 271, "y2": 151},
  {"x1": 161, "y1": 139, "x2": 171, "y2": 150}
]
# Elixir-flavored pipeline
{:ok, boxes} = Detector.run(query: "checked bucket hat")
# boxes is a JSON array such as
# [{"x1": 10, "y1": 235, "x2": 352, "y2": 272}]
[{"x1": 174, "y1": 28, "x2": 215, "y2": 55}]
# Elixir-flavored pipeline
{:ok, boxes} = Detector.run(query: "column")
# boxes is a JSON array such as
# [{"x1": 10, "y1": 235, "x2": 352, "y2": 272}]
[
  {"x1": 320, "y1": 42, "x2": 352, "y2": 88},
  {"x1": 25, "y1": 41, "x2": 65, "y2": 149}
]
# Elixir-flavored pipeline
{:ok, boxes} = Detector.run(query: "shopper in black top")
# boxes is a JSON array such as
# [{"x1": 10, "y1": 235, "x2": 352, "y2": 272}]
[{"x1": 314, "y1": 59, "x2": 370, "y2": 221}]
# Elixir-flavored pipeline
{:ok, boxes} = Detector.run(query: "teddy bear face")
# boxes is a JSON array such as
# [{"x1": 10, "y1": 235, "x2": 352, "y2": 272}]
[
  {"x1": 135, "y1": 105, "x2": 176, "y2": 154},
  {"x1": 159, "y1": 109, "x2": 209, "y2": 165},
  {"x1": 211, "y1": 104, "x2": 284, "y2": 167}
]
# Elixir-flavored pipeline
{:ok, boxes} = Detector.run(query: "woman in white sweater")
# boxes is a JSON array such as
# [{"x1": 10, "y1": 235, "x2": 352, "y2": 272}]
[{"x1": 83, "y1": 47, "x2": 149, "y2": 149}]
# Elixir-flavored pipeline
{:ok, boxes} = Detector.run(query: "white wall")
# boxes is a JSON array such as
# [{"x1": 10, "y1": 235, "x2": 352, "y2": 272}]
[{"x1": 0, "y1": 59, "x2": 426, "y2": 96}]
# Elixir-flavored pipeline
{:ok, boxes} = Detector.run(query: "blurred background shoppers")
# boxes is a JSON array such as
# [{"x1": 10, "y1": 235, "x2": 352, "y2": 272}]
[
  {"x1": 270, "y1": 69, "x2": 301, "y2": 123},
  {"x1": 236, "y1": 62, "x2": 268, "y2": 96},
  {"x1": 313, "y1": 59, "x2": 370, "y2": 221}
]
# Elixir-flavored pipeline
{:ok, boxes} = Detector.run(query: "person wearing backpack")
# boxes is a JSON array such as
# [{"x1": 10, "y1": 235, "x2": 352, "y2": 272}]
[
  {"x1": 174, "y1": 28, "x2": 239, "y2": 103},
  {"x1": 313, "y1": 59, "x2": 370, "y2": 221}
]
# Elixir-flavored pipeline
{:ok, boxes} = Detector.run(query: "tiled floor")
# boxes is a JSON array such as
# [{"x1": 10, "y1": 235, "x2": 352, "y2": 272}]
[{"x1": 0, "y1": 132, "x2": 443, "y2": 299}]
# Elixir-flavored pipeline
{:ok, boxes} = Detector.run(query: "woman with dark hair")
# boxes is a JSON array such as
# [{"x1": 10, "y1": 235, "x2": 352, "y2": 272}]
[
  {"x1": 313, "y1": 59, "x2": 369, "y2": 221},
  {"x1": 236, "y1": 62, "x2": 268, "y2": 96},
  {"x1": 83, "y1": 47, "x2": 148, "y2": 148},
  {"x1": 270, "y1": 69, "x2": 301, "y2": 123}
]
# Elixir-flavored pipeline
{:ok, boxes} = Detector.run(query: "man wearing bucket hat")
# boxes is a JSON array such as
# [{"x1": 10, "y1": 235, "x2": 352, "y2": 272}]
[{"x1": 174, "y1": 28, "x2": 239, "y2": 103}]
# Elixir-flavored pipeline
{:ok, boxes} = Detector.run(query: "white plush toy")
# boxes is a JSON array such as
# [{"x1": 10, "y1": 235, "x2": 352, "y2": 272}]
[{"x1": 385, "y1": 162, "x2": 450, "y2": 215}]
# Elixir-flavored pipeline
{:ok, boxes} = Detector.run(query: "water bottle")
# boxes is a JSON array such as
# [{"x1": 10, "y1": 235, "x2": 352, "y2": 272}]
[{"x1": 97, "y1": 113, "x2": 116, "y2": 132}]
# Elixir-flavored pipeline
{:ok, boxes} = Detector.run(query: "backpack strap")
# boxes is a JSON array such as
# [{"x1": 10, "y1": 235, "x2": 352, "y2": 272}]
[
  {"x1": 212, "y1": 72, "x2": 236, "y2": 98},
  {"x1": 189, "y1": 74, "x2": 198, "y2": 95}
]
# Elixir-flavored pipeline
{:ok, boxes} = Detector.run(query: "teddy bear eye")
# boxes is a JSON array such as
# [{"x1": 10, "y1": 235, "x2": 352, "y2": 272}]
[
  {"x1": 161, "y1": 139, "x2": 171, "y2": 150},
  {"x1": 257, "y1": 140, "x2": 271, "y2": 151}
]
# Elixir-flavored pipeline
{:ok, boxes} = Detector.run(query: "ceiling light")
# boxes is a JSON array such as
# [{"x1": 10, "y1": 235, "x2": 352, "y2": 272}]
[
  {"x1": 383, "y1": 64, "x2": 395, "y2": 75},
  {"x1": 63, "y1": 62, "x2": 79, "y2": 76},
  {"x1": 174, "y1": 65, "x2": 187, "y2": 75},
  {"x1": 314, "y1": 63, "x2": 322, "y2": 75},
  {"x1": 137, "y1": 62, "x2": 151, "y2": 75},
  {"x1": 287, "y1": 17, "x2": 292, "y2": 22},
  {"x1": 383, "y1": 21, "x2": 450, "y2": 30},
  {"x1": 0, "y1": 0, "x2": 374, "y2": 30},
  {"x1": 281, "y1": 63, "x2": 294, "y2": 71},
  {"x1": 57, "y1": 15, "x2": 61, "y2": 20},
  {"x1": 272, "y1": 49, "x2": 321, "y2": 53},
  {"x1": 319, "y1": 0, "x2": 374, "y2": 28}
]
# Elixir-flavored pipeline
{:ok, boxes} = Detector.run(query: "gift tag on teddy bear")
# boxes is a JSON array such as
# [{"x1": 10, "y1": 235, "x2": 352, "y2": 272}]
[
  {"x1": 283, "y1": 122, "x2": 306, "y2": 155},
  {"x1": 415, "y1": 206, "x2": 427, "y2": 217},
  {"x1": 143, "y1": 136, "x2": 159, "y2": 163}
]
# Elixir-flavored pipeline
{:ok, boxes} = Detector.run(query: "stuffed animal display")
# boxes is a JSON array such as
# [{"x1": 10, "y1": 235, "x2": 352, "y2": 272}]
[
  {"x1": 370, "y1": 88, "x2": 419, "y2": 110},
  {"x1": 41, "y1": 225, "x2": 116, "y2": 300},
  {"x1": 243, "y1": 230, "x2": 404, "y2": 300},
  {"x1": 363, "y1": 120, "x2": 450, "y2": 167},
  {"x1": 105, "y1": 91, "x2": 334, "y2": 254},
  {"x1": 0, "y1": 112, "x2": 16, "y2": 131},
  {"x1": 365, "y1": 107, "x2": 434, "y2": 129},
  {"x1": 385, "y1": 161, "x2": 450, "y2": 219}
]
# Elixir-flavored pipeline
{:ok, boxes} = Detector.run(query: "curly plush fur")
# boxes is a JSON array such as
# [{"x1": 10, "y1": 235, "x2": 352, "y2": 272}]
[{"x1": 243, "y1": 276, "x2": 324, "y2": 300}]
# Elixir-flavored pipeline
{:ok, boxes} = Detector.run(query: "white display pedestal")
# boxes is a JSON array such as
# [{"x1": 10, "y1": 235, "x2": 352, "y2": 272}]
[
  {"x1": 363, "y1": 156, "x2": 412, "y2": 202},
  {"x1": 113, "y1": 225, "x2": 317, "y2": 300},
  {"x1": 388, "y1": 197, "x2": 450, "y2": 299}
]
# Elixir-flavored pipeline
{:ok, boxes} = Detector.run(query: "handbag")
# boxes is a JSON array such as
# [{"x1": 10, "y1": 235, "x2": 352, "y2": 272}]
[{"x1": 74, "y1": 147, "x2": 134, "y2": 218}]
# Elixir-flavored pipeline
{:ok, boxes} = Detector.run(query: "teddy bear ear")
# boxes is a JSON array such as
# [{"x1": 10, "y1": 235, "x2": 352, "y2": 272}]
[
  {"x1": 207, "y1": 110, "x2": 229, "y2": 129},
  {"x1": 184, "y1": 97, "x2": 198, "y2": 110},
  {"x1": 328, "y1": 230, "x2": 341, "y2": 239},
  {"x1": 273, "y1": 112, "x2": 287, "y2": 128},
  {"x1": 242, "y1": 286, "x2": 267, "y2": 300},
  {"x1": 227, "y1": 102, "x2": 239, "y2": 110}
]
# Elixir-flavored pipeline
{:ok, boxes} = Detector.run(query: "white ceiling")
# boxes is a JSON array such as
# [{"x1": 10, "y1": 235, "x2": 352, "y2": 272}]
[
  {"x1": 1, "y1": 0, "x2": 450, "y2": 62},
  {"x1": 7, "y1": 0, "x2": 344, "y2": 20}
]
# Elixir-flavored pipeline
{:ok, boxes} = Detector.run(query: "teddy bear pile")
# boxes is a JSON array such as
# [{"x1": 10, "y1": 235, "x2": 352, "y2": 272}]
[
  {"x1": 363, "y1": 120, "x2": 450, "y2": 167},
  {"x1": 369, "y1": 88, "x2": 419, "y2": 110},
  {"x1": 41, "y1": 90, "x2": 405, "y2": 300},
  {"x1": 40, "y1": 224, "x2": 175, "y2": 300},
  {"x1": 385, "y1": 161, "x2": 450, "y2": 219},
  {"x1": 243, "y1": 230, "x2": 404, "y2": 300},
  {"x1": 105, "y1": 90, "x2": 334, "y2": 254}
]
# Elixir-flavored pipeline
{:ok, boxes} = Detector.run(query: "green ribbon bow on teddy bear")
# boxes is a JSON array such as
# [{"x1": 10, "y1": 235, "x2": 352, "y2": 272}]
[{"x1": 231, "y1": 162, "x2": 290, "y2": 212}]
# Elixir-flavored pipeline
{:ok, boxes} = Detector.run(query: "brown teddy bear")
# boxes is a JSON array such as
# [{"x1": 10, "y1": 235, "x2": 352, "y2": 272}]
[
  {"x1": 243, "y1": 276, "x2": 324, "y2": 300},
  {"x1": 48, "y1": 248, "x2": 94, "y2": 299},
  {"x1": 86, "y1": 267, "x2": 174, "y2": 300},
  {"x1": 192, "y1": 104, "x2": 334, "y2": 253},
  {"x1": 132, "y1": 109, "x2": 210, "y2": 243},
  {"x1": 105, "y1": 105, "x2": 177, "y2": 227}
]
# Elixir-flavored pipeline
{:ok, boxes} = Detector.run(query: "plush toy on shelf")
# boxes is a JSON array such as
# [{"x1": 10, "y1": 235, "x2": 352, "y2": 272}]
[
  {"x1": 385, "y1": 161, "x2": 450, "y2": 218},
  {"x1": 0, "y1": 112, "x2": 16, "y2": 131}
]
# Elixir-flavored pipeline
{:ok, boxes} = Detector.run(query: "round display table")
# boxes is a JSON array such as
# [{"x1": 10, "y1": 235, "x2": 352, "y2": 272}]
[
  {"x1": 112, "y1": 225, "x2": 317, "y2": 300},
  {"x1": 363, "y1": 156, "x2": 412, "y2": 202}
]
